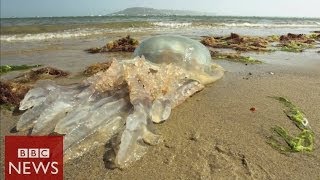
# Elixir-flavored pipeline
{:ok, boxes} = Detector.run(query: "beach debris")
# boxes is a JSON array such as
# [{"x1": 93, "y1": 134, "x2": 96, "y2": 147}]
[
  {"x1": 250, "y1": 107, "x2": 256, "y2": 112},
  {"x1": 0, "y1": 67, "x2": 69, "y2": 109},
  {"x1": 278, "y1": 42, "x2": 314, "y2": 52},
  {"x1": 201, "y1": 33, "x2": 318, "y2": 54},
  {"x1": 277, "y1": 33, "x2": 316, "y2": 52},
  {"x1": 201, "y1": 33, "x2": 271, "y2": 52},
  {"x1": 267, "y1": 97, "x2": 315, "y2": 153},
  {"x1": 0, "y1": 81, "x2": 30, "y2": 107},
  {"x1": 270, "y1": 126, "x2": 314, "y2": 152},
  {"x1": 265, "y1": 35, "x2": 280, "y2": 42},
  {"x1": 280, "y1": 33, "x2": 315, "y2": 43},
  {"x1": 274, "y1": 97, "x2": 310, "y2": 129},
  {"x1": 16, "y1": 35, "x2": 224, "y2": 169},
  {"x1": 0, "y1": 64, "x2": 41, "y2": 75},
  {"x1": 85, "y1": 35, "x2": 139, "y2": 53},
  {"x1": 83, "y1": 61, "x2": 112, "y2": 76},
  {"x1": 12, "y1": 67, "x2": 69, "y2": 83},
  {"x1": 307, "y1": 33, "x2": 320, "y2": 40},
  {"x1": 209, "y1": 50, "x2": 262, "y2": 64}
]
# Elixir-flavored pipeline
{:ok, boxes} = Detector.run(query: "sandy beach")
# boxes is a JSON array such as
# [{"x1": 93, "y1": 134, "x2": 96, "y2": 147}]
[{"x1": 1, "y1": 39, "x2": 320, "y2": 179}]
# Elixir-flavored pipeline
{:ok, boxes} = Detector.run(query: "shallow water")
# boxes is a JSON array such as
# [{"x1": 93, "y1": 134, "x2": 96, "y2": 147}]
[{"x1": 1, "y1": 15, "x2": 320, "y2": 79}]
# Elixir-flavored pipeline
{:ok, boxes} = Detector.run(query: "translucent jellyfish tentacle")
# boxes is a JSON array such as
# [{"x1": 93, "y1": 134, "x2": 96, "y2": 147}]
[
  {"x1": 63, "y1": 115, "x2": 126, "y2": 163},
  {"x1": 150, "y1": 79, "x2": 204, "y2": 123},
  {"x1": 17, "y1": 89, "x2": 61, "y2": 131},
  {"x1": 19, "y1": 80, "x2": 58, "y2": 110},
  {"x1": 63, "y1": 98, "x2": 130, "y2": 151},
  {"x1": 115, "y1": 73, "x2": 155, "y2": 168},
  {"x1": 54, "y1": 87, "x2": 129, "y2": 134},
  {"x1": 31, "y1": 101, "x2": 73, "y2": 135}
]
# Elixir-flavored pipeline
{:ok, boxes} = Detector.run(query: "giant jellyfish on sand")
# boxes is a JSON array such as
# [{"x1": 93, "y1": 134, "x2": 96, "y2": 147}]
[{"x1": 16, "y1": 35, "x2": 224, "y2": 168}]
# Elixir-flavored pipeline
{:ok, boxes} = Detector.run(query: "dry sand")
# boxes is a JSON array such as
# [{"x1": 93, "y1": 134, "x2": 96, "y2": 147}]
[{"x1": 1, "y1": 51, "x2": 320, "y2": 180}]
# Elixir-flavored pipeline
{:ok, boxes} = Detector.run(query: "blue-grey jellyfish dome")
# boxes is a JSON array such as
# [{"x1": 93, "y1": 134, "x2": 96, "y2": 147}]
[
  {"x1": 133, "y1": 35, "x2": 224, "y2": 85},
  {"x1": 133, "y1": 35, "x2": 212, "y2": 67}
]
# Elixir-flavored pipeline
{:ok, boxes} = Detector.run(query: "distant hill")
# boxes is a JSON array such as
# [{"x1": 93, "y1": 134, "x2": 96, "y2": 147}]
[{"x1": 110, "y1": 7, "x2": 215, "y2": 16}]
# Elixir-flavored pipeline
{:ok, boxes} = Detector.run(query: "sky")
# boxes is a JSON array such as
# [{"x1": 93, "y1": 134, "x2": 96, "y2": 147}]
[{"x1": 1, "y1": 0, "x2": 320, "y2": 18}]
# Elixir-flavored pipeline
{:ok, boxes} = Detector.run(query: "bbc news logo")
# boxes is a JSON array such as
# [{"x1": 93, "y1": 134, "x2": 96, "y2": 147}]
[
  {"x1": 5, "y1": 136, "x2": 63, "y2": 180},
  {"x1": 17, "y1": 148, "x2": 50, "y2": 158}
]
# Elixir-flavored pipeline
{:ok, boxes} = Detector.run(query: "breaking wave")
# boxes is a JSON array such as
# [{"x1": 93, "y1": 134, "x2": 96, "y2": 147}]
[
  {"x1": 0, "y1": 29, "x2": 101, "y2": 42},
  {"x1": 219, "y1": 22, "x2": 320, "y2": 28},
  {"x1": 152, "y1": 22, "x2": 192, "y2": 28},
  {"x1": 0, "y1": 27, "x2": 156, "y2": 42}
]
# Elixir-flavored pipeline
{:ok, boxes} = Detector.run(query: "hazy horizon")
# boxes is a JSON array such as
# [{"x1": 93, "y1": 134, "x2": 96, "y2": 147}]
[{"x1": 1, "y1": 0, "x2": 320, "y2": 18}]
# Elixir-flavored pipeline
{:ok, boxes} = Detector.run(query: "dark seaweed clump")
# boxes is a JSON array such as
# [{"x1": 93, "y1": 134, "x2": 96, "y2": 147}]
[
  {"x1": 0, "y1": 67, "x2": 69, "y2": 109},
  {"x1": 201, "y1": 33, "x2": 271, "y2": 52},
  {"x1": 0, "y1": 81, "x2": 30, "y2": 107},
  {"x1": 277, "y1": 33, "x2": 317, "y2": 52},
  {"x1": 85, "y1": 35, "x2": 139, "y2": 53},
  {"x1": 13, "y1": 67, "x2": 69, "y2": 83},
  {"x1": 83, "y1": 61, "x2": 112, "y2": 76}
]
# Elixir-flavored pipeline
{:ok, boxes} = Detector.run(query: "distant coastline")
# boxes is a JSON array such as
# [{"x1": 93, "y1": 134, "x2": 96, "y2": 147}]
[{"x1": 109, "y1": 7, "x2": 216, "y2": 16}]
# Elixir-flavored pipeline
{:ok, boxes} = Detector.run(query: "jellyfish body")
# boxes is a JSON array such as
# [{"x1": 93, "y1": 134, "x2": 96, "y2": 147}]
[
  {"x1": 134, "y1": 35, "x2": 224, "y2": 84},
  {"x1": 16, "y1": 35, "x2": 224, "y2": 168}
]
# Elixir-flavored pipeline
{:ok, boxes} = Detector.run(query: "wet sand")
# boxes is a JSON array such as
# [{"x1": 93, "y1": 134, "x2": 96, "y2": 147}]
[{"x1": 1, "y1": 35, "x2": 320, "y2": 179}]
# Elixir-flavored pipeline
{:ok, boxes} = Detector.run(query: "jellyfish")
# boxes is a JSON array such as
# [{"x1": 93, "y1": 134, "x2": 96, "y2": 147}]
[{"x1": 16, "y1": 35, "x2": 224, "y2": 168}]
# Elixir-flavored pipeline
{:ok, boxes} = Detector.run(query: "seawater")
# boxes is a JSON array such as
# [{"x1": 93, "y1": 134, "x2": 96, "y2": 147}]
[
  {"x1": 0, "y1": 15, "x2": 319, "y2": 75},
  {"x1": 1, "y1": 16, "x2": 319, "y2": 42}
]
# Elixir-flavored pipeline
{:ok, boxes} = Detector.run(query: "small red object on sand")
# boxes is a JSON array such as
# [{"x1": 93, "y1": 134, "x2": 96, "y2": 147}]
[{"x1": 250, "y1": 107, "x2": 256, "y2": 112}]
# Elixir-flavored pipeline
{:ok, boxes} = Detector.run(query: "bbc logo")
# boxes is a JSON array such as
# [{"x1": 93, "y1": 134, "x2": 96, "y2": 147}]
[{"x1": 18, "y1": 148, "x2": 50, "y2": 158}]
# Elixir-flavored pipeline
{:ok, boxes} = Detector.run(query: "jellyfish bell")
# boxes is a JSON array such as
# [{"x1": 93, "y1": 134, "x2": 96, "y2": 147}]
[
  {"x1": 134, "y1": 35, "x2": 224, "y2": 84},
  {"x1": 134, "y1": 35, "x2": 211, "y2": 65}
]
